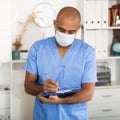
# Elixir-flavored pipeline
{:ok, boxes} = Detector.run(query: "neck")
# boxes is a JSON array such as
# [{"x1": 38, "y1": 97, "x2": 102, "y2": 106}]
[{"x1": 56, "y1": 41, "x2": 71, "y2": 58}]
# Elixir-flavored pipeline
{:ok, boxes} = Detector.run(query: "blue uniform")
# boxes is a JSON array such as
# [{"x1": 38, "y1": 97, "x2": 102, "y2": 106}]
[{"x1": 24, "y1": 36, "x2": 97, "y2": 120}]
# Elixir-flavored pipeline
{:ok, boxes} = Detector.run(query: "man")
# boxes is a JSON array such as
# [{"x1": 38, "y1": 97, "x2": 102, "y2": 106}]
[{"x1": 24, "y1": 6, "x2": 97, "y2": 120}]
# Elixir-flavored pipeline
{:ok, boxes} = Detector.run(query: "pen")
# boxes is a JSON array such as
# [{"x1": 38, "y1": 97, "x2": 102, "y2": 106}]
[{"x1": 45, "y1": 73, "x2": 61, "y2": 90}]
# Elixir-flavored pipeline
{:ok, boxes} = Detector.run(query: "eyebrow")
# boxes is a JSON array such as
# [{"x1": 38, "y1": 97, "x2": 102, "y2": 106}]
[{"x1": 58, "y1": 27, "x2": 77, "y2": 32}]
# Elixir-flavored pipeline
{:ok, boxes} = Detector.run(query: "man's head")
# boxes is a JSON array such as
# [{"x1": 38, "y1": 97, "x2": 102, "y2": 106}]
[
  {"x1": 54, "y1": 6, "x2": 81, "y2": 34},
  {"x1": 54, "y1": 7, "x2": 81, "y2": 47}
]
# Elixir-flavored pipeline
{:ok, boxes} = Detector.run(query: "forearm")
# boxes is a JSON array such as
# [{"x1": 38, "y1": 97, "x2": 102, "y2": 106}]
[
  {"x1": 59, "y1": 88, "x2": 93, "y2": 104},
  {"x1": 25, "y1": 82, "x2": 43, "y2": 96},
  {"x1": 37, "y1": 83, "x2": 95, "y2": 104}
]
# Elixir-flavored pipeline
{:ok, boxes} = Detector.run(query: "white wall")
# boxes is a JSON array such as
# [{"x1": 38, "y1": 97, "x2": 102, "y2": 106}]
[{"x1": 11, "y1": 0, "x2": 81, "y2": 50}]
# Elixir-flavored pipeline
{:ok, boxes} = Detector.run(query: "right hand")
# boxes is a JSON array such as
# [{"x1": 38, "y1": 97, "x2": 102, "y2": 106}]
[{"x1": 42, "y1": 79, "x2": 58, "y2": 92}]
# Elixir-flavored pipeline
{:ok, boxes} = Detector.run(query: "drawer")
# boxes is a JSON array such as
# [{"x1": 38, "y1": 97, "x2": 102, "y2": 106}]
[
  {"x1": 90, "y1": 88, "x2": 120, "y2": 103},
  {"x1": 0, "y1": 93, "x2": 10, "y2": 108},
  {"x1": 88, "y1": 103, "x2": 120, "y2": 118}
]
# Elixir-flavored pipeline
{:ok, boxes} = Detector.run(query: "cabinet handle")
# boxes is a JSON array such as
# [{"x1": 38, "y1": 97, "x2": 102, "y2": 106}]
[
  {"x1": 102, "y1": 109, "x2": 112, "y2": 112},
  {"x1": 102, "y1": 95, "x2": 112, "y2": 98}
]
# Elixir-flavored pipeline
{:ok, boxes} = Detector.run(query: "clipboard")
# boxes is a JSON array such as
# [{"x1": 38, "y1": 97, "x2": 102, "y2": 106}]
[{"x1": 42, "y1": 88, "x2": 81, "y2": 98}]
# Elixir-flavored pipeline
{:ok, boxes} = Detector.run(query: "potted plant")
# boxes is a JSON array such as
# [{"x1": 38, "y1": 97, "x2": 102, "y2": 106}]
[{"x1": 12, "y1": 13, "x2": 36, "y2": 60}]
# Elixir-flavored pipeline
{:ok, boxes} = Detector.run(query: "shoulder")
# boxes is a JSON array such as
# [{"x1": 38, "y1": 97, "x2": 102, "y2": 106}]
[
  {"x1": 76, "y1": 39, "x2": 95, "y2": 52},
  {"x1": 30, "y1": 36, "x2": 54, "y2": 50},
  {"x1": 34, "y1": 36, "x2": 54, "y2": 47}
]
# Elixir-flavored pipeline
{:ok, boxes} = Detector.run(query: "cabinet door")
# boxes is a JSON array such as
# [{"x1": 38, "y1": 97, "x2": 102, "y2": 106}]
[
  {"x1": 90, "y1": 88, "x2": 120, "y2": 103},
  {"x1": 88, "y1": 88, "x2": 120, "y2": 118},
  {"x1": 0, "y1": 108, "x2": 10, "y2": 120},
  {"x1": 0, "y1": 93, "x2": 10, "y2": 108},
  {"x1": 88, "y1": 103, "x2": 120, "y2": 118},
  {"x1": 11, "y1": 66, "x2": 34, "y2": 120}
]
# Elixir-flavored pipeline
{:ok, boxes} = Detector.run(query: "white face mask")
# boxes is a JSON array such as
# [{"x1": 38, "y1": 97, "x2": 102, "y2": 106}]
[{"x1": 55, "y1": 31, "x2": 75, "y2": 47}]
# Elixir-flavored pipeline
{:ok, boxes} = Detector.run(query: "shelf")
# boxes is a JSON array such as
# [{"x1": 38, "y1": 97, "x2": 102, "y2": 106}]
[
  {"x1": 96, "y1": 56, "x2": 120, "y2": 60},
  {"x1": 0, "y1": 61, "x2": 11, "y2": 64},
  {"x1": 12, "y1": 60, "x2": 26, "y2": 63},
  {"x1": 95, "y1": 80, "x2": 120, "y2": 89},
  {"x1": 84, "y1": 26, "x2": 120, "y2": 30}
]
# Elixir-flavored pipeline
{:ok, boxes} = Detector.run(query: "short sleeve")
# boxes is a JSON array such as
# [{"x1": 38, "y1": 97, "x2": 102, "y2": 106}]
[
  {"x1": 81, "y1": 47, "x2": 97, "y2": 83},
  {"x1": 24, "y1": 43, "x2": 38, "y2": 75}
]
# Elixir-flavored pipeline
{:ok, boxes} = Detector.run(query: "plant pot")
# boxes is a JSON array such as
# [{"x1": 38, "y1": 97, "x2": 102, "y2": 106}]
[{"x1": 12, "y1": 50, "x2": 20, "y2": 60}]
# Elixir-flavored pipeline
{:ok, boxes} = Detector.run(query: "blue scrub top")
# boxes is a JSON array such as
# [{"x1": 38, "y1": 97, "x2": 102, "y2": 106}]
[{"x1": 24, "y1": 36, "x2": 97, "y2": 120}]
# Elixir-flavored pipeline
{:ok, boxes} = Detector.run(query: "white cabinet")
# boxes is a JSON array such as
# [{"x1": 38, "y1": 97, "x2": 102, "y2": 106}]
[
  {"x1": 0, "y1": 2, "x2": 11, "y2": 117},
  {"x1": 0, "y1": 63, "x2": 11, "y2": 120},
  {"x1": 77, "y1": 0, "x2": 120, "y2": 119},
  {"x1": 0, "y1": 61, "x2": 34, "y2": 120},
  {"x1": 78, "y1": 0, "x2": 120, "y2": 84},
  {"x1": 10, "y1": 61, "x2": 34, "y2": 120},
  {"x1": 0, "y1": 90, "x2": 10, "y2": 120},
  {"x1": 88, "y1": 87, "x2": 120, "y2": 120}
]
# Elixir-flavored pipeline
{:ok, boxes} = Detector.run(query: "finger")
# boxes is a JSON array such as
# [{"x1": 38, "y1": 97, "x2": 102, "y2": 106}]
[
  {"x1": 44, "y1": 86, "x2": 58, "y2": 92},
  {"x1": 46, "y1": 80, "x2": 58, "y2": 87},
  {"x1": 46, "y1": 82, "x2": 58, "y2": 88},
  {"x1": 49, "y1": 95, "x2": 57, "y2": 100},
  {"x1": 43, "y1": 80, "x2": 58, "y2": 91},
  {"x1": 39, "y1": 94, "x2": 52, "y2": 103}
]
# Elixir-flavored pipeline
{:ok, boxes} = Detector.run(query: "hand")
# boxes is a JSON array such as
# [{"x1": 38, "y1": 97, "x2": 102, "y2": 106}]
[
  {"x1": 37, "y1": 93, "x2": 62, "y2": 104},
  {"x1": 43, "y1": 79, "x2": 58, "y2": 92}
]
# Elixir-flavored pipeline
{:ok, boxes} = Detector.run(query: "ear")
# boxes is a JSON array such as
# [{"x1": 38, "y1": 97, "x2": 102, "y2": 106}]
[
  {"x1": 53, "y1": 19, "x2": 56, "y2": 28},
  {"x1": 77, "y1": 24, "x2": 81, "y2": 30}
]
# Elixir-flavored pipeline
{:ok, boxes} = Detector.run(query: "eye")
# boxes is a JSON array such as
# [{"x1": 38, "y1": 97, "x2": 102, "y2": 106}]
[
  {"x1": 68, "y1": 30, "x2": 77, "y2": 34},
  {"x1": 58, "y1": 27, "x2": 66, "y2": 33}
]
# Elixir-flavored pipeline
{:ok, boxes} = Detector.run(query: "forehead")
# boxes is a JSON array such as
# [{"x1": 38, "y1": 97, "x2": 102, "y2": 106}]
[{"x1": 56, "y1": 16, "x2": 80, "y2": 30}]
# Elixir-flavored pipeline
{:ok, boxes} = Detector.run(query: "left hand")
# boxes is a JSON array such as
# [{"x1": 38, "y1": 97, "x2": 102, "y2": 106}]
[{"x1": 37, "y1": 93, "x2": 62, "y2": 104}]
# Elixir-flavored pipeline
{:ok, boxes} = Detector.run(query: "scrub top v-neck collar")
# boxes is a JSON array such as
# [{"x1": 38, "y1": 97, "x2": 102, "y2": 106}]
[{"x1": 49, "y1": 37, "x2": 78, "y2": 66}]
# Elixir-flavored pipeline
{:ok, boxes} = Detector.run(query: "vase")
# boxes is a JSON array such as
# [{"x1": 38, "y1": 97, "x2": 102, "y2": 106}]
[{"x1": 12, "y1": 50, "x2": 20, "y2": 60}]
